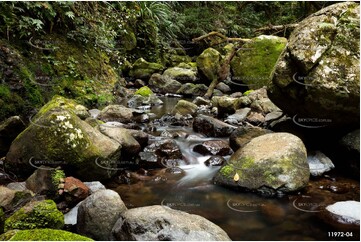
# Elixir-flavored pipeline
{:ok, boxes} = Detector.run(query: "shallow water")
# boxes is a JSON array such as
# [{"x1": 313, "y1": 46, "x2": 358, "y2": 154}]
[{"x1": 111, "y1": 97, "x2": 360, "y2": 241}]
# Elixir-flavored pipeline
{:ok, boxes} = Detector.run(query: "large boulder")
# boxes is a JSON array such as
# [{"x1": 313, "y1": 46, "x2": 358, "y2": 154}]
[
  {"x1": 171, "y1": 100, "x2": 198, "y2": 116},
  {"x1": 5, "y1": 96, "x2": 121, "y2": 181},
  {"x1": 193, "y1": 114, "x2": 237, "y2": 137},
  {"x1": 163, "y1": 67, "x2": 197, "y2": 83},
  {"x1": 0, "y1": 229, "x2": 93, "y2": 241},
  {"x1": 98, "y1": 104, "x2": 134, "y2": 123},
  {"x1": 111, "y1": 205, "x2": 231, "y2": 241},
  {"x1": 4, "y1": 200, "x2": 64, "y2": 231},
  {"x1": 177, "y1": 83, "x2": 208, "y2": 96},
  {"x1": 129, "y1": 58, "x2": 164, "y2": 80},
  {"x1": 229, "y1": 126, "x2": 272, "y2": 151},
  {"x1": 149, "y1": 74, "x2": 182, "y2": 94},
  {"x1": 214, "y1": 133, "x2": 310, "y2": 195},
  {"x1": 196, "y1": 48, "x2": 221, "y2": 83},
  {"x1": 231, "y1": 35, "x2": 287, "y2": 89},
  {"x1": 269, "y1": 2, "x2": 360, "y2": 127},
  {"x1": 77, "y1": 189, "x2": 127, "y2": 241}
]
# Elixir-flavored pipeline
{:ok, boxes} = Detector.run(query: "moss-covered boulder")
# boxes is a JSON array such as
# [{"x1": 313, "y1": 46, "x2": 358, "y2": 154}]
[
  {"x1": 196, "y1": 48, "x2": 221, "y2": 83},
  {"x1": 269, "y1": 2, "x2": 360, "y2": 127},
  {"x1": 0, "y1": 229, "x2": 93, "y2": 241},
  {"x1": 166, "y1": 54, "x2": 192, "y2": 67},
  {"x1": 214, "y1": 133, "x2": 310, "y2": 195},
  {"x1": 129, "y1": 58, "x2": 165, "y2": 80},
  {"x1": 134, "y1": 86, "x2": 153, "y2": 97},
  {"x1": 163, "y1": 67, "x2": 197, "y2": 83},
  {"x1": 4, "y1": 200, "x2": 64, "y2": 231},
  {"x1": 171, "y1": 100, "x2": 198, "y2": 116},
  {"x1": 5, "y1": 96, "x2": 121, "y2": 181},
  {"x1": 231, "y1": 35, "x2": 287, "y2": 89},
  {"x1": 177, "y1": 83, "x2": 208, "y2": 96}
]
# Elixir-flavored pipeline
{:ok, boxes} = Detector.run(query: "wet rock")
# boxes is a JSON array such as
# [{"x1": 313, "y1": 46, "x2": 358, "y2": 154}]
[
  {"x1": 177, "y1": 83, "x2": 208, "y2": 96},
  {"x1": 231, "y1": 35, "x2": 287, "y2": 89},
  {"x1": 338, "y1": 129, "x2": 360, "y2": 177},
  {"x1": 5, "y1": 96, "x2": 121, "y2": 181},
  {"x1": 163, "y1": 67, "x2": 197, "y2": 83},
  {"x1": 171, "y1": 100, "x2": 198, "y2": 116},
  {"x1": 98, "y1": 104, "x2": 134, "y2": 123},
  {"x1": 134, "y1": 79, "x2": 145, "y2": 88},
  {"x1": 6, "y1": 182, "x2": 27, "y2": 191},
  {"x1": 63, "y1": 177, "x2": 89, "y2": 206},
  {"x1": 193, "y1": 140, "x2": 232, "y2": 156},
  {"x1": 234, "y1": 96, "x2": 252, "y2": 109},
  {"x1": 250, "y1": 98, "x2": 281, "y2": 114},
  {"x1": 214, "y1": 133, "x2": 310, "y2": 194},
  {"x1": 88, "y1": 109, "x2": 100, "y2": 119},
  {"x1": 149, "y1": 73, "x2": 182, "y2": 94},
  {"x1": 307, "y1": 151, "x2": 335, "y2": 176},
  {"x1": 225, "y1": 108, "x2": 251, "y2": 124},
  {"x1": 204, "y1": 156, "x2": 226, "y2": 167},
  {"x1": 0, "y1": 186, "x2": 33, "y2": 212},
  {"x1": 320, "y1": 201, "x2": 360, "y2": 231},
  {"x1": 83, "y1": 181, "x2": 105, "y2": 194},
  {"x1": 246, "y1": 112, "x2": 265, "y2": 125},
  {"x1": 99, "y1": 125, "x2": 141, "y2": 157},
  {"x1": 269, "y1": 2, "x2": 360, "y2": 127},
  {"x1": 111, "y1": 205, "x2": 231, "y2": 241},
  {"x1": 165, "y1": 167, "x2": 185, "y2": 175},
  {"x1": 193, "y1": 114, "x2": 237, "y2": 137},
  {"x1": 265, "y1": 111, "x2": 283, "y2": 122},
  {"x1": 229, "y1": 126, "x2": 272, "y2": 151},
  {"x1": 4, "y1": 200, "x2": 64, "y2": 231},
  {"x1": 139, "y1": 139, "x2": 183, "y2": 168},
  {"x1": 64, "y1": 201, "x2": 82, "y2": 225},
  {"x1": 77, "y1": 189, "x2": 127, "y2": 240},
  {"x1": 129, "y1": 58, "x2": 164, "y2": 80},
  {"x1": 211, "y1": 96, "x2": 238, "y2": 116},
  {"x1": 127, "y1": 94, "x2": 163, "y2": 108},
  {"x1": 126, "y1": 129, "x2": 149, "y2": 149},
  {"x1": 196, "y1": 48, "x2": 221, "y2": 84},
  {"x1": 0, "y1": 116, "x2": 25, "y2": 156}
]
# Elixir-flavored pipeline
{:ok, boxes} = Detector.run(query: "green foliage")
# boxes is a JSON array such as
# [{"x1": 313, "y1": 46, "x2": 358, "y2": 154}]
[
  {"x1": 0, "y1": 229, "x2": 93, "y2": 241},
  {"x1": 243, "y1": 90, "x2": 254, "y2": 96},
  {"x1": 51, "y1": 169, "x2": 65, "y2": 188}
]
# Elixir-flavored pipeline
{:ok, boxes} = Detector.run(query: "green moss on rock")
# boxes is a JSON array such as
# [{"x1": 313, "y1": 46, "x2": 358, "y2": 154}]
[
  {"x1": 0, "y1": 229, "x2": 93, "y2": 241},
  {"x1": 231, "y1": 35, "x2": 287, "y2": 89},
  {"x1": 51, "y1": 170, "x2": 65, "y2": 188},
  {"x1": 134, "y1": 86, "x2": 154, "y2": 97},
  {"x1": 4, "y1": 200, "x2": 64, "y2": 231},
  {"x1": 0, "y1": 207, "x2": 4, "y2": 234},
  {"x1": 196, "y1": 48, "x2": 221, "y2": 83},
  {"x1": 129, "y1": 58, "x2": 164, "y2": 80}
]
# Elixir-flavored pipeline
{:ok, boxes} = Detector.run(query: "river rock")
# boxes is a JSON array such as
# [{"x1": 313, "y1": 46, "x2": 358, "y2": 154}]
[
  {"x1": 0, "y1": 228, "x2": 92, "y2": 241},
  {"x1": 320, "y1": 201, "x2": 360, "y2": 231},
  {"x1": 126, "y1": 129, "x2": 149, "y2": 148},
  {"x1": 83, "y1": 181, "x2": 105, "y2": 194},
  {"x1": 265, "y1": 111, "x2": 283, "y2": 122},
  {"x1": 193, "y1": 114, "x2": 237, "y2": 137},
  {"x1": 139, "y1": 139, "x2": 183, "y2": 168},
  {"x1": 193, "y1": 140, "x2": 232, "y2": 156},
  {"x1": 225, "y1": 108, "x2": 251, "y2": 125},
  {"x1": 77, "y1": 189, "x2": 127, "y2": 241},
  {"x1": 149, "y1": 73, "x2": 182, "y2": 94},
  {"x1": 196, "y1": 48, "x2": 221, "y2": 83},
  {"x1": 250, "y1": 98, "x2": 281, "y2": 114},
  {"x1": 25, "y1": 168, "x2": 65, "y2": 196},
  {"x1": 231, "y1": 35, "x2": 287, "y2": 89},
  {"x1": 111, "y1": 205, "x2": 231, "y2": 241},
  {"x1": 129, "y1": 58, "x2": 164, "y2": 80},
  {"x1": 171, "y1": 100, "x2": 198, "y2": 116},
  {"x1": 177, "y1": 83, "x2": 208, "y2": 96},
  {"x1": 99, "y1": 125, "x2": 141, "y2": 157},
  {"x1": 4, "y1": 200, "x2": 64, "y2": 231},
  {"x1": 307, "y1": 151, "x2": 335, "y2": 176},
  {"x1": 163, "y1": 67, "x2": 197, "y2": 83},
  {"x1": 229, "y1": 126, "x2": 272, "y2": 151},
  {"x1": 0, "y1": 186, "x2": 33, "y2": 213},
  {"x1": 5, "y1": 96, "x2": 121, "y2": 181},
  {"x1": 98, "y1": 104, "x2": 134, "y2": 123},
  {"x1": 214, "y1": 133, "x2": 310, "y2": 195},
  {"x1": 127, "y1": 94, "x2": 163, "y2": 108},
  {"x1": 204, "y1": 156, "x2": 226, "y2": 167},
  {"x1": 0, "y1": 116, "x2": 25, "y2": 157},
  {"x1": 246, "y1": 112, "x2": 265, "y2": 125},
  {"x1": 216, "y1": 82, "x2": 231, "y2": 94},
  {"x1": 63, "y1": 177, "x2": 89, "y2": 205},
  {"x1": 193, "y1": 96, "x2": 211, "y2": 106},
  {"x1": 269, "y1": 2, "x2": 360, "y2": 127}
]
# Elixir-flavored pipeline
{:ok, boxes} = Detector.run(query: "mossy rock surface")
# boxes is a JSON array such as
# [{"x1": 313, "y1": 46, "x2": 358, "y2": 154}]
[
  {"x1": 214, "y1": 133, "x2": 310, "y2": 195},
  {"x1": 231, "y1": 35, "x2": 287, "y2": 89},
  {"x1": 0, "y1": 207, "x2": 4, "y2": 234},
  {"x1": 163, "y1": 67, "x2": 197, "y2": 83},
  {"x1": 171, "y1": 100, "x2": 198, "y2": 116},
  {"x1": 196, "y1": 48, "x2": 221, "y2": 83},
  {"x1": 0, "y1": 229, "x2": 93, "y2": 241},
  {"x1": 5, "y1": 96, "x2": 121, "y2": 180},
  {"x1": 269, "y1": 2, "x2": 360, "y2": 127},
  {"x1": 134, "y1": 86, "x2": 154, "y2": 97},
  {"x1": 129, "y1": 58, "x2": 165, "y2": 80},
  {"x1": 177, "y1": 83, "x2": 208, "y2": 96},
  {"x1": 4, "y1": 200, "x2": 64, "y2": 231}
]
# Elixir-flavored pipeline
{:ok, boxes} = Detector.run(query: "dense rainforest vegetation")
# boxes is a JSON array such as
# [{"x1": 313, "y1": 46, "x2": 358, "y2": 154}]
[{"x1": 0, "y1": 1, "x2": 335, "y2": 120}]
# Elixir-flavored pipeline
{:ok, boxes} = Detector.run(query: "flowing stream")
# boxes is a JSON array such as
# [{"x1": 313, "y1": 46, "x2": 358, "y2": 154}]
[{"x1": 110, "y1": 96, "x2": 359, "y2": 241}]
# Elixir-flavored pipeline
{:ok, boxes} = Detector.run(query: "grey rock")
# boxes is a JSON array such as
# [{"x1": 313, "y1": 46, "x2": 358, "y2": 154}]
[
  {"x1": 307, "y1": 151, "x2": 335, "y2": 176},
  {"x1": 111, "y1": 205, "x2": 231, "y2": 241},
  {"x1": 83, "y1": 181, "x2": 106, "y2": 194},
  {"x1": 193, "y1": 114, "x2": 237, "y2": 137},
  {"x1": 265, "y1": 111, "x2": 283, "y2": 122},
  {"x1": 225, "y1": 108, "x2": 251, "y2": 124},
  {"x1": 77, "y1": 189, "x2": 127, "y2": 240},
  {"x1": 98, "y1": 105, "x2": 134, "y2": 123}
]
